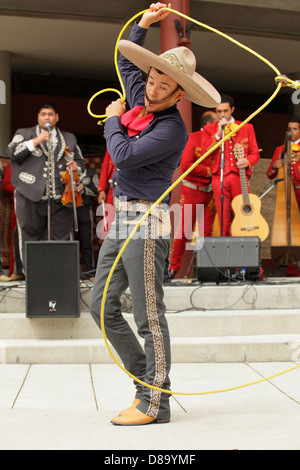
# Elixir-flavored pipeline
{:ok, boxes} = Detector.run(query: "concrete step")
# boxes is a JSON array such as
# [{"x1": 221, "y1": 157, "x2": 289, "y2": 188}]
[
  {"x1": 1, "y1": 280, "x2": 300, "y2": 364},
  {"x1": 1, "y1": 310, "x2": 300, "y2": 340},
  {"x1": 2, "y1": 279, "x2": 300, "y2": 313},
  {"x1": 0, "y1": 334, "x2": 300, "y2": 364}
]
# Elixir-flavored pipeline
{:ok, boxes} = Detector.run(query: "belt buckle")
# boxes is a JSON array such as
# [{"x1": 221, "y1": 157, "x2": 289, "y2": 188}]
[{"x1": 113, "y1": 197, "x2": 121, "y2": 212}]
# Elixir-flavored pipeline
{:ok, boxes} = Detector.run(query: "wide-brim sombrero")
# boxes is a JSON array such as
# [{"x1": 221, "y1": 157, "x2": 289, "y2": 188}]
[{"x1": 118, "y1": 40, "x2": 221, "y2": 108}]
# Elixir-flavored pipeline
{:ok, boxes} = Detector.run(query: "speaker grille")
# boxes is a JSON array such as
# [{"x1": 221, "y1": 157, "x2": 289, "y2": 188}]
[{"x1": 26, "y1": 241, "x2": 80, "y2": 318}]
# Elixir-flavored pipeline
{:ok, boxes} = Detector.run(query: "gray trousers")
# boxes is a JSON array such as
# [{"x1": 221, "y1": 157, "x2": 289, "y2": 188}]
[{"x1": 90, "y1": 211, "x2": 171, "y2": 421}]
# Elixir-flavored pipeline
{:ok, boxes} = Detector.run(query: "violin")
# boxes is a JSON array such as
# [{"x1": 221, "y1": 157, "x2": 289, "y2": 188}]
[
  {"x1": 62, "y1": 146, "x2": 82, "y2": 208},
  {"x1": 62, "y1": 146, "x2": 82, "y2": 231}
]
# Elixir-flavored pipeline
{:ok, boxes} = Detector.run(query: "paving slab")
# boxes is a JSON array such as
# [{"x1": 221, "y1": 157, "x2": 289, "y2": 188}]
[{"x1": 0, "y1": 362, "x2": 299, "y2": 450}]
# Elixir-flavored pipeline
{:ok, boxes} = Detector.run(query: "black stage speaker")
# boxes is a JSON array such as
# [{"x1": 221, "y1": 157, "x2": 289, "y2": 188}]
[
  {"x1": 195, "y1": 236, "x2": 261, "y2": 283},
  {"x1": 26, "y1": 241, "x2": 80, "y2": 318}
]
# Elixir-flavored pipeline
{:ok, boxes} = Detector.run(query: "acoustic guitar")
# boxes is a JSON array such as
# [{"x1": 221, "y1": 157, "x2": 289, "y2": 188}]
[{"x1": 230, "y1": 143, "x2": 269, "y2": 242}]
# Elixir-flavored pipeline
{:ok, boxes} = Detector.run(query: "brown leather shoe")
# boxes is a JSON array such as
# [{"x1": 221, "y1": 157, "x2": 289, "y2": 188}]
[
  {"x1": 119, "y1": 398, "x2": 141, "y2": 416},
  {"x1": 111, "y1": 408, "x2": 170, "y2": 426},
  {"x1": 9, "y1": 273, "x2": 25, "y2": 281},
  {"x1": 0, "y1": 275, "x2": 10, "y2": 282}
]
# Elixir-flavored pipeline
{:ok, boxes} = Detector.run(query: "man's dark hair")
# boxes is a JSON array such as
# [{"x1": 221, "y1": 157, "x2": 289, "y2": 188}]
[
  {"x1": 220, "y1": 94, "x2": 235, "y2": 108},
  {"x1": 149, "y1": 68, "x2": 184, "y2": 91},
  {"x1": 289, "y1": 117, "x2": 300, "y2": 126},
  {"x1": 38, "y1": 103, "x2": 58, "y2": 114},
  {"x1": 200, "y1": 113, "x2": 216, "y2": 128}
]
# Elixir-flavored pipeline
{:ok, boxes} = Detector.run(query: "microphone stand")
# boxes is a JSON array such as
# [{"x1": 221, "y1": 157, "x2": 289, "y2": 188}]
[
  {"x1": 219, "y1": 123, "x2": 226, "y2": 236},
  {"x1": 46, "y1": 127, "x2": 52, "y2": 241}
]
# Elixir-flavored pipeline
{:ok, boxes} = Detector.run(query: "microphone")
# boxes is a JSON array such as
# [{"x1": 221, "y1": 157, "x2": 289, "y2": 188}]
[
  {"x1": 220, "y1": 116, "x2": 227, "y2": 130},
  {"x1": 45, "y1": 123, "x2": 51, "y2": 133}
]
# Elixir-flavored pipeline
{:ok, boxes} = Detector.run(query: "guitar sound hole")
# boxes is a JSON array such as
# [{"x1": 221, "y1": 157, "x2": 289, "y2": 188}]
[{"x1": 243, "y1": 204, "x2": 252, "y2": 214}]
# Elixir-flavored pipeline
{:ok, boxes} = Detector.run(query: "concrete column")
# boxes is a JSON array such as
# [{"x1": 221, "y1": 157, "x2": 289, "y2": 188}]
[
  {"x1": 160, "y1": 0, "x2": 192, "y2": 133},
  {"x1": 160, "y1": 1, "x2": 195, "y2": 278},
  {"x1": 0, "y1": 52, "x2": 11, "y2": 156}
]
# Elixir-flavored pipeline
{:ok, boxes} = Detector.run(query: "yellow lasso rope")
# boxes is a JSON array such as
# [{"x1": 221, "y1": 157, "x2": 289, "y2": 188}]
[
  {"x1": 87, "y1": 10, "x2": 147, "y2": 123},
  {"x1": 88, "y1": 8, "x2": 300, "y2": 396}
]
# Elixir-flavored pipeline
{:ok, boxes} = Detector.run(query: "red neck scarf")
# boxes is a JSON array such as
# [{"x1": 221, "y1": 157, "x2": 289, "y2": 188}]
[{"x1": 121, "y1": 106, "x2": 154, "y2": 137}]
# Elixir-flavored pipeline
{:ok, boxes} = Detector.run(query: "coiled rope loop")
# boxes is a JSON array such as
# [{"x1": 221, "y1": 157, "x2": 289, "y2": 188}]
[{"x1": 87, "y1": 8, "x2": 300, "y2": 396}]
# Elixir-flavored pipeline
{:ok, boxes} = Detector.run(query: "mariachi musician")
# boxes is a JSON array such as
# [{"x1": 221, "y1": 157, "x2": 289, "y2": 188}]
[
  {"x1": 267, "y1": 117, "x2": 300, "y2": 274},
  {"x1": 97, "y1": 150, "x2": 115, "y2": 238},
  {"x1": 168, "y1": 111, "x2": 217, "y2": 279},
  {"x1": 0, "y1": 160, "x2": 10, "y2": 282},
  {"x1": 201, "y1": 94, "x2": 260, "y2": 236},
  {"x1": 267, "y1": 117, "x2": 300, "y2": 210},
  {"x1": 6, "y1": 103, "x2": 85, "y2": 268}
]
